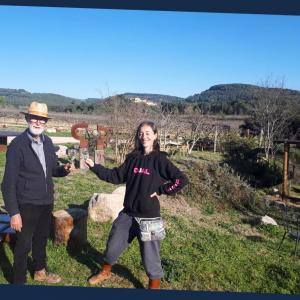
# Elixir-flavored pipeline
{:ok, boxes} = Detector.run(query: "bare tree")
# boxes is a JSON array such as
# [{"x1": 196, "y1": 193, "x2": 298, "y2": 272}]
[
  {"x1": 105, "y1": 95, "x2": 153, "y2": 163},
  {"x1": 153, "y1": 103, "x2": 177, "y2": 151},
  {"x1": 186, "y1": 107, "x2": 214, "y2": 154},
  {"x1": 251, "y1": 78, "x2": 295, "y2": 160}
]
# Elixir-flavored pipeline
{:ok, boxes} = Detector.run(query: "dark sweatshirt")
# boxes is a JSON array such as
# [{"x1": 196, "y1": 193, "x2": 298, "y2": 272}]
[{"x1": 90, "y1": 151, "x2": 188, "y2": 218}]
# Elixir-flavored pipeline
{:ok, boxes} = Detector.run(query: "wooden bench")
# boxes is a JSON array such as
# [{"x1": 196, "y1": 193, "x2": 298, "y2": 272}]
[{"x1": 0, "y1": 214, "x2": 16, "y2": 243}]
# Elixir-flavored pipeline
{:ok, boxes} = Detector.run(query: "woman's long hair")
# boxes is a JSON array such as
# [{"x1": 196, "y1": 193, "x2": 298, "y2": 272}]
[{"x1": 130, "y1": 121, "x2": 160, "y2": 155}]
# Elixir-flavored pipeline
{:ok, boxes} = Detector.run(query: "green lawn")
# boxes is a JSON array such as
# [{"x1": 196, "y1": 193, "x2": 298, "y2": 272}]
[
  {"x1": 1, "y1": 126, "x2": 71, "y2": 137},
  {"x1": 1, "y1": 151, "x2": 300, "y2": 293}
]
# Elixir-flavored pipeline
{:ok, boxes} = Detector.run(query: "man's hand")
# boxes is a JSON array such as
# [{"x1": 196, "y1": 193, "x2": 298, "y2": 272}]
[
  {"x1": 64, "y1": 162, "x2": 76, "y2": 173},
  {"x1": 10, "y1": 213, "x2": 22, "y2": 232},
  {"x1": 85, "y1": 158, "x2": 95, "y2": 168},
  {"x1": 150, "y1": 192, "x2": 158, "y2": 198}
]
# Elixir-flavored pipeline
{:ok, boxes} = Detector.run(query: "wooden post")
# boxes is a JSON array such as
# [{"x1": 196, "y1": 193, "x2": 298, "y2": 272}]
[
  {"x1": 283, "y1": 142, "x2": 290, "y2": 198},
  {"x1": 246, "y1": 129, "x2": 250, "y2": 137},
  {"x1": 214, "y1": 126, "x2": 218, "y2": 153}
]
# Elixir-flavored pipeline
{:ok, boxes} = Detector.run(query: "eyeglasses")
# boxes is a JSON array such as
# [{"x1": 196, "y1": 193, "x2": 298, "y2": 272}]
[{"x1": 29, "y1": 119, "x2": 47, "y2": 125}]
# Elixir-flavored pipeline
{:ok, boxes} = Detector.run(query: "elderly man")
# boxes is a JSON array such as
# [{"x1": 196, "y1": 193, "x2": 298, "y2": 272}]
[{"x1": 1, "y1": 101, "x2": 74, "y2": 284}]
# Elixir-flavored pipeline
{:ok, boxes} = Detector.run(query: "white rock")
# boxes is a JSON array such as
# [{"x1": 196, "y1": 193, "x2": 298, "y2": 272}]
[
  {"x1": 261, "y1": 215, "x2": 278, "y2": 226},
  {"x1": 88, "y1": 186, "x2": 126, "y2": 223}
]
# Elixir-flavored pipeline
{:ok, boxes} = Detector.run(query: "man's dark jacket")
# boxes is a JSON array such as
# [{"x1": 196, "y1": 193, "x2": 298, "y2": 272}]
[{"x1": 1, "y1": 130, "x2": 68, "y2": 216}]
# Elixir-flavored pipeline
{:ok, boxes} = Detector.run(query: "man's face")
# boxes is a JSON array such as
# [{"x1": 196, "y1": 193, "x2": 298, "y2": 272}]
[{"x1": 27, "y1": 116, "x2": 48, "y2": 136}]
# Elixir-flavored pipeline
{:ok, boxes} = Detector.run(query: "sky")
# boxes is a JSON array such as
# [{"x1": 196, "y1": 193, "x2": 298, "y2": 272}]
[{"x1": 0, "y1": 5, "x2": 299, "y2": 99}]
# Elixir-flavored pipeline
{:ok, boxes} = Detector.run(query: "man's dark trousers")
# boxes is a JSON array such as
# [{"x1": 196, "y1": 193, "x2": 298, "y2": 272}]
[{"x1": 13, "y1": 203, "x2": 53, "y2": 284}]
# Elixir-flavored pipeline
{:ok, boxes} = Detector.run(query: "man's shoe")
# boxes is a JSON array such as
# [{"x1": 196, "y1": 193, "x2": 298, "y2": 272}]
[
  {"x1": 34, "y1": 268, "x2": 61, "y2": 284},
  {"x1": 88, "y1": 264, "x2": 112, "y2": 285},
  {"x1": 148, "y1": 278, "x2": 161, "y2": 289}
]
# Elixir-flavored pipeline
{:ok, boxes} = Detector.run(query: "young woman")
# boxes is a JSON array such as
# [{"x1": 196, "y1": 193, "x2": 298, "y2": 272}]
[{"x1": 85, "y1": 121, "x2": 188, "y2": 289}]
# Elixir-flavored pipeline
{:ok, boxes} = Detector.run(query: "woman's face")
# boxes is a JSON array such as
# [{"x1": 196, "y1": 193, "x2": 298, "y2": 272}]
[{"x1": 138, "y1": 125, "x2": 157, "y2": 151}]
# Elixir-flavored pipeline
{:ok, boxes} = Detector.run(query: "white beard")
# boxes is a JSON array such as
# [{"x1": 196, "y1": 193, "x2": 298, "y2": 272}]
[{"x1": 28, "y1": 124, "x2": 45, "y2": 136}]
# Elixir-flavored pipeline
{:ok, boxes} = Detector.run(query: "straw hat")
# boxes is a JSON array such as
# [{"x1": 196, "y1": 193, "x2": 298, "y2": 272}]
[{"x1": 22, "y1": 101, "x2": 51, "y2": 119}]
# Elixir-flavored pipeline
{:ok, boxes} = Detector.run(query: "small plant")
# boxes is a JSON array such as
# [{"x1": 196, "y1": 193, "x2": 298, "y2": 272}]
[
  {"x1": 202, "y1": 200, "x2": 215, "y2": 215},
  {"x1": 161, "y1": 258, "x2": 184, "y2": 283}
]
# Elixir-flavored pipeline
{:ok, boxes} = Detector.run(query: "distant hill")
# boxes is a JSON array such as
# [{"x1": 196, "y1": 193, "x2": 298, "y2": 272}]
[
  {"x1": 0, "y1": 88, "x2": 83, "y2": 107},
  {"x1": 186, "y1": 83, "x2": 300, "y2": 103},
  {"x1": 85, "y1": 97, "x2": 104, "y2": 104},
  {"x1": 1, "y1": 85, "x2": 299, "y2": 116},
  {"x1": 185, "y1": 84, "x2": 300, "y2": 114},
  {"x1": 0, "y1": 89, "x2": 182, "y2": 108}
]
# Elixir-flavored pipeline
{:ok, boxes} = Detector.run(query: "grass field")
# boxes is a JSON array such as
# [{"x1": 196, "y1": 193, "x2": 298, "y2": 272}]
[
  {"x1": 2, "y1": 125, "x2": 72, "y2": 137},
  {"x1": 1, "y1": 150, "x2": 300, "y2": 293}
]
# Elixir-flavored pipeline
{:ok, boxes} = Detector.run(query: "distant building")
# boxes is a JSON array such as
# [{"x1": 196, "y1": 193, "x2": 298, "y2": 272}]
[{"x1": 132, "y1": 97, "x2": 157, "y2": 106}]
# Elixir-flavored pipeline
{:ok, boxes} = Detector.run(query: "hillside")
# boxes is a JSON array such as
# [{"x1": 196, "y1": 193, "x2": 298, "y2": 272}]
[
  {"x1": 186, "y1": 83, "x2": 300, "y2": 103},
  {"x1": 0, "y1": 88, "x2": 82, "y2": 107},
  {"x1": 185, "y1": 84, "x2": 300, "y2": 114},
  {"x1": 1, "y1": 84, "x2": 299, "y2": 115},
  {"x1": 0, "y1": 88, "x2": 182, "y2": 108}
]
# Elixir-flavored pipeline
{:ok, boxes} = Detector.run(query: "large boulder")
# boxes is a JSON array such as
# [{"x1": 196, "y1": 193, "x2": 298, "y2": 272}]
[{"x1": 88, "y1": 186, "x2": 126, "y2": 222}]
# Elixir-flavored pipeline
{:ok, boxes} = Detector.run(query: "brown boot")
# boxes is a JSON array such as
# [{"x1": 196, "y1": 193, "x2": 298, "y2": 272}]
[
  {"x1": 34, "y1": 268, "x2": 61, "y2": 284},
  {"x1": 148, "y1": 278, "x2": 161, "y2": 289},
  {"x1": 88, "y1": 264, "x2": 112, "y2": 285}
]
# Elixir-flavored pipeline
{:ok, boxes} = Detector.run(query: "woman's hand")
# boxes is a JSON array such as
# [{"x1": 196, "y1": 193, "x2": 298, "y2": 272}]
[
  {"x1": 10, "y1": 213, "x2": 22, "y2": 232},
  {"x1": 85, "y1": 158, "x2": 95, "y2": 168}
]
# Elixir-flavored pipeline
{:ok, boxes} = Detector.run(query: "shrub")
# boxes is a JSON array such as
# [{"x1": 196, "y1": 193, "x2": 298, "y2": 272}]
[
  {"x1": 291, "y1": 147, "x2": 300, "y2": 164},
  {"x1": 221, "y1": 134, "x2": 282, "y2": 188},
  {"x1": 182, "y1": 160, "x2": 263, "y2": 213}
]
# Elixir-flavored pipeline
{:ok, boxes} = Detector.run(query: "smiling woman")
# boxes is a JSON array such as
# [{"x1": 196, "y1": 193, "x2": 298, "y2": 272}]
[
  {"x1": 139, "y1": 125, "x2": 158, "y2": 154},
  {"x1": 135, "y1": 121, "x2": 160, "y2": 155},
  {"x1": 84, "y1": 120, "x2": 188, "y2": 289}
]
